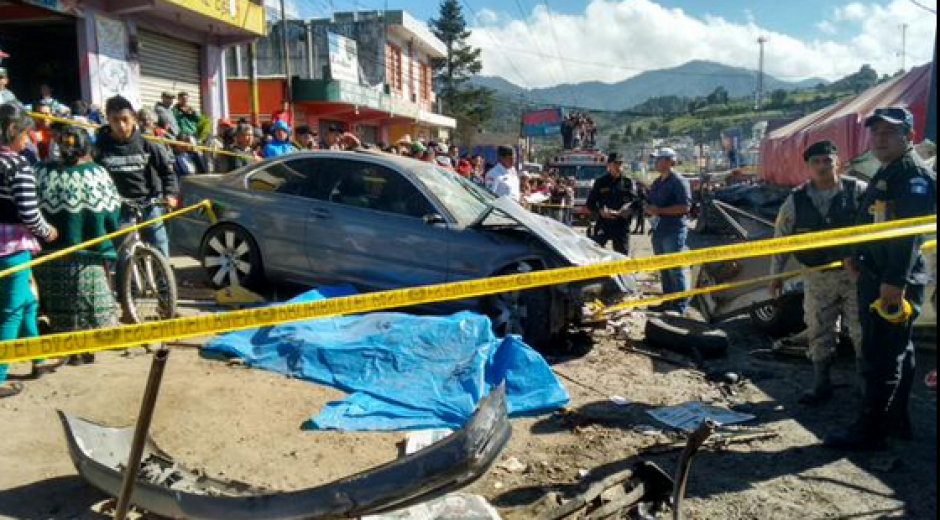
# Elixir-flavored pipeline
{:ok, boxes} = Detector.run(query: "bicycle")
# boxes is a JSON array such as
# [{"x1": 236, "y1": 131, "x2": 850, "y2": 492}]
[{"x1": 117, "y1": 199, "x2": 178, "y2": 324}]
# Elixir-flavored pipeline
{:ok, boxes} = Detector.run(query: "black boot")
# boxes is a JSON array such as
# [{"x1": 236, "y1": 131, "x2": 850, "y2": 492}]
[
  {"x1": 800, "y1": 361, "x2": 834, "y2": 406},
  {"x1": 825, "y1": 416, "x2": 888, "y2": 452},
  {"x1": 887, "y1": 415, "x2": 914, "y2": 441}
]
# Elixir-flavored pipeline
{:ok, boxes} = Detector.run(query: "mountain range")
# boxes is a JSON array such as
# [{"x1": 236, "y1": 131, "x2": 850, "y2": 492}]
[{"x1": 472, "y1": 60, "x2": 827, "y2": 112}]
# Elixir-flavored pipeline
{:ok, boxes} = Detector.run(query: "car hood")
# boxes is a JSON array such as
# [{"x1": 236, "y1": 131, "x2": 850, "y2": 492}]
[{"x1": 489, "y1": 198, "x2": 626, "y2": 267}]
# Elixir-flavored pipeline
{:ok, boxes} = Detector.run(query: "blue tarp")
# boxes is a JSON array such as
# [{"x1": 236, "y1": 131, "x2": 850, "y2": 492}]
[{"x1": 202, "y1": 287, "x2": 570, "y2": 432}]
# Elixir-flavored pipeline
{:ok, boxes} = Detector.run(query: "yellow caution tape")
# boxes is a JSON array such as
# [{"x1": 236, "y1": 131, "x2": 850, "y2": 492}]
[
  {"x1": 0, "y1": 216, "x2": 934, "y2": 364},
  {"x1": 0, "y1": 200, "x2": 216, "y2": 281},
  {"x1": 598, "y1": 261, "x2": 845, "y2": 317},
  {"x1": 599, "y1": 237, "x2": 938, "y2": 317},
  {"x1": 27, "y1": 112, "x2": 255, "y2": 161}
]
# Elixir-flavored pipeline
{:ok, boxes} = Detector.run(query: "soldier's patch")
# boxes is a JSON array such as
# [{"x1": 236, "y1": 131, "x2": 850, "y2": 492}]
[{"x1": 911, "y1": 177, "x2": 929, "y2": 195}]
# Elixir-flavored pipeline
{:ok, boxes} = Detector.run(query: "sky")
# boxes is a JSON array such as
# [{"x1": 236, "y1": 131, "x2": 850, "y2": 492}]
[{"x1": 289, "y1": 0, "x2": 938, "y2": 88}]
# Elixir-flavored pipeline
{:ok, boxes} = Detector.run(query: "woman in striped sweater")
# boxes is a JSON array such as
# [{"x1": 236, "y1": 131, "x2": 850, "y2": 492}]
[{"x1": 0, "y1": 103, "x2": 58, "y2": 398}]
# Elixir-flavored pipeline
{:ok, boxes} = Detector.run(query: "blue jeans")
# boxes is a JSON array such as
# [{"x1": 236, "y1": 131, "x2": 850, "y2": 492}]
[
  {"x1": 652, "y1": 227, "x2": 691, "y2": 313},
  {"x1": 121, "y1": 204, "x2": 170, "y2": 258},
  {"x1": 0, "y1": 251, "x2": 40, "y2": 384}
]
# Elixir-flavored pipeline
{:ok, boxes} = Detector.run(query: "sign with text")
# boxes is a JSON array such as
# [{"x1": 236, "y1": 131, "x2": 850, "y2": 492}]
[
  {"x1": 329, "y1": 32, "x2": 361, "y2": 85},
  {"x1": 159, "y1": 0, "x2": 266, "y2": 35},
  {"x1": 523, "y1": 108, "x2": 565, "y2": 137}
]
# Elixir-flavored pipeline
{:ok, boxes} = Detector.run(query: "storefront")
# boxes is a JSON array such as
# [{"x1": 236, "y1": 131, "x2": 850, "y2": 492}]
[
  {"x1": 0, "y1": 0, "x2": 265, "y2": 123},
  {"x1": 226, "y1": 10, "x2": 456, "y2": 144},
  {"x1": 0, "y1": 1, "x2": 82, "y2": 107}
]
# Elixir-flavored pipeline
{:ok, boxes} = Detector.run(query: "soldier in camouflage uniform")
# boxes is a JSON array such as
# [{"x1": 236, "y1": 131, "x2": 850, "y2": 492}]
[{"x1": 771, "y1": 141, "x2": 868, "y2": 405}]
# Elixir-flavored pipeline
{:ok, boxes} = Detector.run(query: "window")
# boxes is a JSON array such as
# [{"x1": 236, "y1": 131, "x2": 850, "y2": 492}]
[
  {"x1": 247, "y1": 159, "x2": 341, "y2": 199},
  {"x1": 420, "y1": 63, "x2": 432, "y2": 102},
  {"x1": 386, "y1": 43, "x2": 403, "y2": 93},
  {"x1": 322, "y1": 160, "x2": 434, "y2": 219}
]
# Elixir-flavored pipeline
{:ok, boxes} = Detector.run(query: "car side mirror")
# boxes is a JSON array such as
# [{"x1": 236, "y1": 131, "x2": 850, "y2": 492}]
[{"x1": 423, "y1": 214, "x2": 447, "y2": 226}]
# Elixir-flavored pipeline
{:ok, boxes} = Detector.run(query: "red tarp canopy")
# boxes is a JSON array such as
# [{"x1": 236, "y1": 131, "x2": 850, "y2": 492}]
[{"x1": 760, "y1": 64, "x2": 933, "y2": 187}]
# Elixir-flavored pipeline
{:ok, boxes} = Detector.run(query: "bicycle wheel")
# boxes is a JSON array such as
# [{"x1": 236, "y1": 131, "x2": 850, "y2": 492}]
[{"x1": 120, "y1": 244, "x2": 178, "y2": 324}]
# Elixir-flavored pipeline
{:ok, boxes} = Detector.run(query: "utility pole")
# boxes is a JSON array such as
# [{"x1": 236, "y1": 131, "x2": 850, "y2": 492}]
[
  {"x1": 901, "y1": 23, "x2": 909, "y2": 72},
  {"x1": 280, "y1": 0, "x2": 294, "y2": 121},
  {"x1": 756, "y1": 36, "x2": 768, "y2": 111}
]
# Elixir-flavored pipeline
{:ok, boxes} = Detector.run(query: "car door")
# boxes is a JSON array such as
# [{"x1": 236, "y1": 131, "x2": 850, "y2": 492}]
[
  {"x1": 242, "y1": 158, "x2": 329, "y2": 282},
  {"x1": 301, "y1": 157, "x2": 452, "y2": 293}
]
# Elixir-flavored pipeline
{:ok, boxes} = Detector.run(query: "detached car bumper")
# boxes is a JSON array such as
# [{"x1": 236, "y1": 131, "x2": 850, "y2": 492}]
[{"x1": 59, "y1": 386, "x2": 512, "y2": 520}]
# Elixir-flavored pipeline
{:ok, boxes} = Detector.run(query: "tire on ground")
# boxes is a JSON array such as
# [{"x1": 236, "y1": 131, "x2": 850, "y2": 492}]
[
  {"x1": 748, "y1": 293, "x2": 806, "y2": 338},
  {"x1": 645, "y1": 315, "x2": 730, "y2": 359}
]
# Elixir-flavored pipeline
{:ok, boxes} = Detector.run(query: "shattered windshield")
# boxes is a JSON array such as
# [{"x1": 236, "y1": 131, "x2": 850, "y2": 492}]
[{"x1": 410, "y1": 163, "x2": 496, "y2": 224}]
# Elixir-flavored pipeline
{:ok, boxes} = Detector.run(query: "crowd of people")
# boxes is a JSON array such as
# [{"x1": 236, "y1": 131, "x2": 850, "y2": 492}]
[{"x1": 561, "y1": 112, "x2": 598, "y2": 150}]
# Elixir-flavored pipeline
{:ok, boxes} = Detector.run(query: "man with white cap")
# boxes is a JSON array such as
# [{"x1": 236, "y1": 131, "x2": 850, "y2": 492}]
[{"x1": 647, "y1": 147, "x2": 693, "y2": 313}]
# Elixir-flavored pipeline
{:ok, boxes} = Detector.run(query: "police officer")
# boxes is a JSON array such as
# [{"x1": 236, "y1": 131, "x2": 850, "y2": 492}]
[
  {"x1": 770, "y1": 141, "x2": 867, "y2": 406},
  {"x1": 587, "y1": 153, "x2": 636, "y2": 255},
  {"x1": 826, "y1": 108, "x2": 937, "y2": 451}
]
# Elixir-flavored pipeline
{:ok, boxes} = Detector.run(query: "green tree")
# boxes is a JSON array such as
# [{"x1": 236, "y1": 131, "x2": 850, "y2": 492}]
[
  {"x1": 429, "y1": 0, "x2": 495, "y2": 128},
  {"x1": 623, "y1": 125, "x2": 635, "y2": 142},
  {"x1": 706, "y1": 86, "x2": 730, "y2": 105},
  {"x1": 770, "y1": 89, "x2": 788, "y2": 107}
]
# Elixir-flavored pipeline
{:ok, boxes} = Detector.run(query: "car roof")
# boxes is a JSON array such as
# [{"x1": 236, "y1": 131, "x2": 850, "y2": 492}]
[{"x1": 255, "y1": 150, "x2": 431, "y2": 174}]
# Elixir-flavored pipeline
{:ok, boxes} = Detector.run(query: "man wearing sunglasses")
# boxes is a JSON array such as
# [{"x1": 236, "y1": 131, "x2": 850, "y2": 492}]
[{"x1": 770, "y1": 140, "x2": 868, "y2": 407}]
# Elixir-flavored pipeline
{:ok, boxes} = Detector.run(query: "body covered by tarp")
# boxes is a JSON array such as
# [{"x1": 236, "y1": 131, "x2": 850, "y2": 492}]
[
  {"x1": 760, "y1": 64, "x2": 933, "y2": 187},
  {"x1": 202, "y1": 287, "x2": 570, "y2": 432}
]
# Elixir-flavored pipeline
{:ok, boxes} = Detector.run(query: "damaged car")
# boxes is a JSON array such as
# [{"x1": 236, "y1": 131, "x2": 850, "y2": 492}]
[{"x1": 172, "y1": 151, "x2": 631, "y2": 351}]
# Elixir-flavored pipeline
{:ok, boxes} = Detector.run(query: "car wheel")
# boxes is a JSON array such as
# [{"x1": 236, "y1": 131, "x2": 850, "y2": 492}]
[
  {"x1": 484, "y1": 262, "x2": 559, "y2": 353},
  {"x1": 200, "y1": 224, "x2": 264, "y2": 289},
  {"x1": 749, "y1": 293, "x2": 806, "y2": 338}
]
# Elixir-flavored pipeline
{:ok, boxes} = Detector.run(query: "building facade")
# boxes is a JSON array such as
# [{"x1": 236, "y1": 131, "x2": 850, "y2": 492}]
[
  {"x1": 0, "y1": 0, "x2": 265, "y2": 124},
  {"x1": 225, "y1": 10, "x2": 456, "y2": 144}
]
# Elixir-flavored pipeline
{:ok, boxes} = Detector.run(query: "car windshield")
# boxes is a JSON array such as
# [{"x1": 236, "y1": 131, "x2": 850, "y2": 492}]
[{"x1": 409, "y1": 162, "x2": 495, "y2": 224}]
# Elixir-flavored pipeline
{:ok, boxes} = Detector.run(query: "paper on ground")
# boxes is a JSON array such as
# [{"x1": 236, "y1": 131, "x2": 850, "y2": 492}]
[
  {"x1": 648, "y1": 402, "x2": 756, "y2": 432},
  {"x1": 362, "y1": 494, "x2": 501, "y2": 520}
]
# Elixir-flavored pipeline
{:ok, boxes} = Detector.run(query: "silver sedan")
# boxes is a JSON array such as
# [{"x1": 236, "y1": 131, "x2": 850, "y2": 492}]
[{"x1": 172, "y1": 151, "x2": 629, "y2": 351}]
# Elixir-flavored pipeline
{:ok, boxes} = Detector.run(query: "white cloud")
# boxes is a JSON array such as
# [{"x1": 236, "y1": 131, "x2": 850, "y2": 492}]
[
  {"x1": 835, "y1": 2, "x2": 870, "y2": 20},
  {"x1": 817, "y1": 20, "x2": 840, "y2": 36},
  {"x1": 477, "y1": 8, "x2": 500, "y2": 25},
  {"x1": 468, "y1": 0, "x2": 938, "y2": 88}
]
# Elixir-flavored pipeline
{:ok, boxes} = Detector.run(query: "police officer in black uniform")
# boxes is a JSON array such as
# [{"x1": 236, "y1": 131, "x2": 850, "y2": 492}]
[
  {"x1": 587, "y1": 153, "x2": 636, "y2": 255},
  {"x1": 826, "y1": 108, "x2": 938, "y2": 452}
]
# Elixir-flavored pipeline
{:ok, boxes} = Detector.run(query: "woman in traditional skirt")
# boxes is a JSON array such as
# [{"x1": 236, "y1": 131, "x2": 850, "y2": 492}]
[{"x1": 34, "y1": 126, "x2": 122, "y2": 365}]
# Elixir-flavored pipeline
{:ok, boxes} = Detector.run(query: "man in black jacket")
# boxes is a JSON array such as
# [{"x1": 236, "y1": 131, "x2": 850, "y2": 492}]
[
  {"x1": 586, "y1": 153, "x2": 636, "y2": 255},
  {"x1": 96, "y1": 96, "x2": 179, "y2": 258},
  {"x1": 826, "y1": 108, "x2": 938, "y2": 451}
]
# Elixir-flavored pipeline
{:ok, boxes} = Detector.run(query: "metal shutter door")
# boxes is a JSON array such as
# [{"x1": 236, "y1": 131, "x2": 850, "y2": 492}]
[{"x1": 138, "y1": 30, "x2": 203, "y2": 113}]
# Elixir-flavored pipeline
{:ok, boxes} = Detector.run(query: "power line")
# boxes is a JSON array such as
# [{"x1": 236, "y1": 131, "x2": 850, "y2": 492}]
[
  {"x1": 460, "y1": 0, "x2": 534, "y2": 88},
  {"x1": 910, "y1": 0, "x2": 937, "y2": 14},
  {"x1": 543, "y1": 0, "x2": 579, "y2": 107},
  {"x1": 511, "y1": 0, "x2": 564, "y2": 91}
]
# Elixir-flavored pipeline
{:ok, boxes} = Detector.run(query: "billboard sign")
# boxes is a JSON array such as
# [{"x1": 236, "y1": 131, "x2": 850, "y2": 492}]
[
  {"x1": 523, "y1": 108, "x2": 565, "y2": 137},
  {"x1": 328, "y1": 32, "x2": 361, "y2": 85}
]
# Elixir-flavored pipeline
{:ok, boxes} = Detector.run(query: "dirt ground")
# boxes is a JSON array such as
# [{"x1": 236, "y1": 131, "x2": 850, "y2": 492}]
[{"x1": 0, "y1": 239, "x2": 936, "y2": 520}]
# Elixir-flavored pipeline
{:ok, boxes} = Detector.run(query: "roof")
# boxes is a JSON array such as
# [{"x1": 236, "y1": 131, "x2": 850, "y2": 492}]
[{"x1": 759, "y1": 64, "x2": 934, "y2": 187}]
